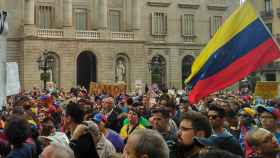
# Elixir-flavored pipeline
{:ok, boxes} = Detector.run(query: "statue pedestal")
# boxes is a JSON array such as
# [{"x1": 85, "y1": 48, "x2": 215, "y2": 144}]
[{"x1": 117, "y1": 81, "x2": 126, "y2": 84}]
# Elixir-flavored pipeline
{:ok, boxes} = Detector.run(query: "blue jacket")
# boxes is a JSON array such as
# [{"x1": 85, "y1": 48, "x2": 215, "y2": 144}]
[
  {"x1": 6, "y1": 144, "x2": 36, "y2": 158},
  {"x1": 212, "y1": 129, "x2": 244, "y2": 156}
]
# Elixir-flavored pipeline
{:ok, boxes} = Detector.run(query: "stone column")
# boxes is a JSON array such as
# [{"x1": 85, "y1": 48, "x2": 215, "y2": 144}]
[
  {"x1": 132, "y1": 0, "x2": 141, "y2": 30},
  {"x1": 0, "y1": 1, "x2": 5, "y2": 10},
  {"x1": 126, "y1": 0, "x2": 133, "y2": 31},
  {"x1": 98, "y1": 0, "x2": 108, "y2": 30},
  {"x1": 0, "y1": 11, "x2": 8, "y2": 109},
  {"x1": 63, "y1": 0, "x2": 72, "y2": 27},
  {"x1": 55, "y1": 0, "x2": 63, "y2": 28},
  {"x1": 24, "y1": 0, "x2": 35, "y2": 25},
  {"x1": 90, "y1": 0, "x2": 99, "y2": 30}
]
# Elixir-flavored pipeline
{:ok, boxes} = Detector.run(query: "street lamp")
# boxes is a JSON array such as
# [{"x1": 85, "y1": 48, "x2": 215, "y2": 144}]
[
  {"x1": 147, "y1": 55, "x2": 162, "y2": 72},
  {"x1": 37, "y1": 50, "x2": 55, "y2": 90},
  {"x1": 147, "y1": 55, "x2": 166, "y2": 89}
]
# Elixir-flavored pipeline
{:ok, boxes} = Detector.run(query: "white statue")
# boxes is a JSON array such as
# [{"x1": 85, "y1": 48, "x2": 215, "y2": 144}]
[
  {"x1": 0, "y1": 10, "x2": 8, "y2": 109},
  {"x1": 116, "y1": 59, "x2": 126, "y2": 83}
]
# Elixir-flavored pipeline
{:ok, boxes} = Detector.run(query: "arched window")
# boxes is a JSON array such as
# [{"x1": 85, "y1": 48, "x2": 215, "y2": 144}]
[{"x1": 77, "y1": 51, "x2": 97, "y2": 89}]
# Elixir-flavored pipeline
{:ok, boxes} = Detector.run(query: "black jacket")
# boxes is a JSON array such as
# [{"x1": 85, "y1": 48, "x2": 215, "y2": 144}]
[
  {"x1": 106, "y1": 108, "x2": 122, "y2": 133},
  {"x1": 70, "y1": 133, "x2": 99, "y2": 158}
]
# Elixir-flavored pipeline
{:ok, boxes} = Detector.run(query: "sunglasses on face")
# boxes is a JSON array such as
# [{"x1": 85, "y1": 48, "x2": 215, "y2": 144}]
[{"x1": 238, "y1": 114, "x2": 250, "y2": 118}]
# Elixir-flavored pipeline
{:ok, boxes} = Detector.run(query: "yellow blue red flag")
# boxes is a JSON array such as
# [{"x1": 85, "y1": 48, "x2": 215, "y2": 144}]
[{"x1": 186, "y1": 1, "x2": 280, "y2": 104}]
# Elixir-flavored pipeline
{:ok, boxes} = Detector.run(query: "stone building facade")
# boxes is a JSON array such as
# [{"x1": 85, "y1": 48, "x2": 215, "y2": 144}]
[{"x1": 1, "y1": 0, "x2": 239, "y2": 91}]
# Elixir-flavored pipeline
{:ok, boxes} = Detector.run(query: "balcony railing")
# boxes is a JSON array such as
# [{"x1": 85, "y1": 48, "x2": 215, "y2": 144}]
[
  {"x1": 182, "y1": 35, "x2": 196, "y2": 43},
  {"x1": 207, "y1": 0, "x2": 227, "y2": 10},
  {"x1": 30, "y1": 27, "x2": 137, "y2": 41},
  {"x1": 36, "y1": 29, "x2": 64, "y2": 38},
  {"x1": 207, "y1": 0, "x2": 226, "y2": 5},
  {"x1": 263, "y1": 62, "x2": 280, "y2": 71},
  {"x1": 75, "y1": 30, "x2": 100, "y2": 40},
  {"x1": 260, "y1": 9, "x2": 274, "y2": 18},
  {"x1": 111, "y1": 32, "x2": 135, "y2": 40}
]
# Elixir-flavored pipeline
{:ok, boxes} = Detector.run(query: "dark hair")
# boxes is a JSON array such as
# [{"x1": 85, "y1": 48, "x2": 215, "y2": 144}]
[
  {"x1": 132, "y1": 102, "x2": 141, "y2": 107},
  {"x1": 70, "y1": 88, "x2": 80, "y2": 97},
  {"x1": 127, "y1": 97, "x2": 134, "y2": 105},
  {"x1": 0, "y1": 141, "x2": 10, "y2": 157},
  {"x1": 166, "y1": 99, "x2": 176, "y2": 110},
  {"x1": 208, "y1": 104, "x2": 226, "y2": 118},
  {"x1": 180, "y1": 111, "x2": 212, "y2": 137},
  {"x1": 129, "y1": 107, "x2": 141, "y2": 117},
  {"x1": 41, "y1": 117, "x2": 55, "y2": 136},
  {"x1": 11, "y1": 106, "x2": 25, "y2": 115},
  {"x1": 14, "y1": 96, "x2": 30, "y2": 107},
  {"x1": 151, "y1": 107, "x2": 170, "y2": 118},
  {"x1": 4, "y1": 115, "x2": 31, "y2": 147},
  {"x1": 65, "y1": 102, "x2": 84, "y2": 124}
]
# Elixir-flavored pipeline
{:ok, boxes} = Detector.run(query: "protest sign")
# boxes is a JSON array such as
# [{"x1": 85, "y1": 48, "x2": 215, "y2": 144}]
[
  {"x1": 255, "y1": 81, "x2": 278, "y2": 99},
  {"x1": 89, "y1": 82, "x2": 127, "y2": 97}
]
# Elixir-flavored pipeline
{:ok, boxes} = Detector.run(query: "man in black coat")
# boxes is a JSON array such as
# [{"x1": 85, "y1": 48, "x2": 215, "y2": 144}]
[{"x1": 63, "y1": 102, "x2": 99, "y2": 158}]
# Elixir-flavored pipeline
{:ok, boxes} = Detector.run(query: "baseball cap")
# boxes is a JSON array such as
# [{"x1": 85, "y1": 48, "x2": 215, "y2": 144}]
[
  {"x1": 256, "y1": 104, "x2": 280, "y2": 120},
  {"x1": 193, "y1": 136, "x2": 243, "y2": 156},
  {"x1": 40, "y1": 132, "x2": 69, "y2": 147},
  {"x1": 239, "y1": 107, "x2": 256, "y2": 118},
  {"x1": 193, "y1": 137, "x2": 214, "y2": 147}
]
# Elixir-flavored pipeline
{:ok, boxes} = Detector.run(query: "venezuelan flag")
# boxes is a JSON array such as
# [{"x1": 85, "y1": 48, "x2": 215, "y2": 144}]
[{"x1": 186, "y1": 1, "x2": 280, "y2": 104}]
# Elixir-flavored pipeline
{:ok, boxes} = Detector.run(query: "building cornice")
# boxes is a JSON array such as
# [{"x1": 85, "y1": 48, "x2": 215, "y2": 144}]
[
  {"x1": 145, "y1": 41, "x2": 205, "y2": 47},
  {"x1": 178, "y1": 3, "x2": 200, "y2": 9},
  {"x1": 147, "y1": 2, "x2": 171, "y2": 7},
  {"x1": 207, "y1": 5, "x2": 228, "y2": 11},
  {"x1": 14, "y1": 36, "x2": 206, "y2": 47}
]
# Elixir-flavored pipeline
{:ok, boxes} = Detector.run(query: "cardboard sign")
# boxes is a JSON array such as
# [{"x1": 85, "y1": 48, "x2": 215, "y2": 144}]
[
  {"x1": 89, "y1": 82, "x2": 127, "y2": 97},
  {"x1": 255, "y1": 81, "x2": 278, "y2": 99}
]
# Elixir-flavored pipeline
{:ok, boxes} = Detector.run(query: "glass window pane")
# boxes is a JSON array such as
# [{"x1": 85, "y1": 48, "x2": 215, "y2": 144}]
[
  {"x1": 109, "y1": 10, "x2": 120, "y2": 32},
  {"x1": 75, "y1": 8, "x2": 87, "y2": 30}
]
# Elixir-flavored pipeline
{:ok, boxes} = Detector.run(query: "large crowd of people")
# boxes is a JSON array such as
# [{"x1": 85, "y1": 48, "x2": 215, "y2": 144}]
[{"x1": 0, "y1": 85, "x2": 279, "y2": 158}]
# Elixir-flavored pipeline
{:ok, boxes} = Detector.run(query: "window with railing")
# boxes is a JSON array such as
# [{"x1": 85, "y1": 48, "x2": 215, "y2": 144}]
[
  {"x1": 37, "y1": 5, "x2": 54, "y2": 29},
  {"x1": 210, "y1": 16, "x2": 222, "y2": 37},
  {"x1": 181, "y1": 14, "x2": 195, "y2": 42},
  {"x1": 151, "y1": 12, "x2": 168, "y2": 36},
  {"x1": 109, "y1": 10, "x2": 121, "y2": 32},
  {"x1": 74, "y1": 8, "x2": 87, "y2": 30}
]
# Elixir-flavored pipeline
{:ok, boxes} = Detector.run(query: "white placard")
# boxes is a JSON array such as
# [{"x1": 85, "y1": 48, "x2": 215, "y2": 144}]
[
  {"x1": 168, "y1": 89, "x2": 175, "y2": 96},
  {"x1": 135, "y1": 80, "x2": 143, "y2": 86},
  {"x1": 6, "y1": 62, "x2": 20, "y2": 96}
]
